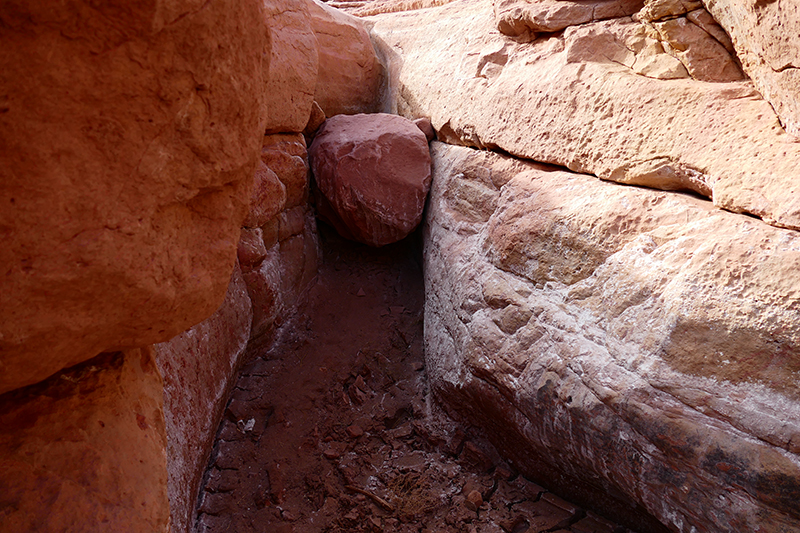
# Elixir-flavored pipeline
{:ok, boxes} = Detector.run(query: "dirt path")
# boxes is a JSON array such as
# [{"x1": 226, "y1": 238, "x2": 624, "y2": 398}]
[{"x1": 194, "y1": 226, "x2": 632, "y2": 533}]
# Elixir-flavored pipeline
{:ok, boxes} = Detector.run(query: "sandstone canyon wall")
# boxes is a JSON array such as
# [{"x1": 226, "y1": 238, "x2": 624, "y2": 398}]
[
  {"x1": 362, "y1": 0, "x2": 800, "y2": 531},
  {"x1": 0, "y1": 0, "x2": 382, "y2": 531}
]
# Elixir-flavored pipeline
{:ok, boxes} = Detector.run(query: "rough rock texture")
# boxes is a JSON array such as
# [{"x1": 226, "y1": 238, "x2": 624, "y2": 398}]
[
  {"x1": 648, "y1": 14, "x2": 743, "y2": 82},
  {"x1": 262, "y1": 0, "x2": 383, "y2": 132},
  {"x1": 304, "y1": 101, "x2": 327, "y2": 143},
  {"x1": 636, "y1": 0, "x2": 702, "y2": 21},
  {"x1": 424, "y1": 142, "x2": 800, "y2": 532},
  {"x1": 703, "y1": 0, "x2": 800, "y2": 137},
  {"x1": 261, "y1": 133, "x2": 311, "y2": 209},
  {"x1": 310, "y1": 113, "x2": 432, "y2": 247},
  {"x1": 240, "y1": 133, "x2": 320, "y2": 342},
  {"x1": 308, "y1": 0, "x2": 384, "y2": 117},
  {"x1": 0, "y1": 349, "x2": 169, "y2": 532},
  {"x1": 243, "y1": 162, "x2": 287, "y2": 229},
  {"x1": 368, "y1": 0, "x2": 800, "y2": 230},
  {"x1": 0, "y1": 0, "x2": 270, "y2": 394},
  {"x1": 153, "y1": 265, "x2": 253, "y2": 533},
  {"x1": 195, "y1": 225, "x2": 634, "y2": 533},
  {"x1": 243, "y1": 208, "x2": 320, "y2": 340},
  {"x1": 494, "y1": 0, "x2": 643, "y2": 37},
  {"x1": 333, "y1": 0, "x2": 458, "y2": 17},
  {"x1": 263, "y1": 0, "x2": 319, "y2": 133}
]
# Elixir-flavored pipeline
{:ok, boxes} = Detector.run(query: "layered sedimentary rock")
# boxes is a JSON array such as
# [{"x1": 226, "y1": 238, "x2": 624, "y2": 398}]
[
  {"x1": 0, "y1": 0, "x2": 270, "y2": 394},
  {"x1": 634, "y1": 1, "x2": 743, "y2": 83},
  {"x1": 308, "y1": 0, "x2": 384, "y2": 117},
  {"x1": 263, "y1": 0, "x2": 319, "y2": 133},
  {"x1": 310, "y1": 113, "x2": 432, "y2": 246},
  {"x1": 424, "y1": 142, "x2": 800, "y2": 532},
  {"x1": 153, "y1": 265, "x2": 253, "y2": 533},
  {"x1": 494, "y1": 0, "x2": 643, "y2": 37},
  {"x1": 0, "y1": 349, "x2": 169, "y2": 532},
  {"x1": 333, "y1": 0, "x2": 457, "y2": 17},
  {"x1": 703, "y1": 0, "x2": 800, "y2": 137},
  {"x1": 367, "y1": 0, "x2": 800, "y2": 230},
  {"x1": 241, "y1": 133, "x2": 320, "y2": 341}
]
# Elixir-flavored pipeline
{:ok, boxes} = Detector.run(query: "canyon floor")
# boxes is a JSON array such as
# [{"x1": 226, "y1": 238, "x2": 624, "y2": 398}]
[{"x1": 194, "y1": 225, "x2": 636, "y2": 533}]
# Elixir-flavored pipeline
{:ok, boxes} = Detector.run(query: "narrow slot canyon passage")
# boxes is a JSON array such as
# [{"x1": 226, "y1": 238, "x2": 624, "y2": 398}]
[{"x1": 194, "y1": 224, "x2": 635, "y2": 533}]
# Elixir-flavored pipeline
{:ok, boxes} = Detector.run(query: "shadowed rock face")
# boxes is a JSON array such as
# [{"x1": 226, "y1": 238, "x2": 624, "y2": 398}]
[
  {"x1": 367, "y1": 0, "x2": 800, "y2": 231},
  {"x1": 308, "y1": 0, "x2": 385, "y2": 117},
  {"x1": 423, "y1": 142, "x2": 800, "y2": 532},
  {"x1": 0, "y1": 0, "x2": 271, "y2": 394},
  {"x1": 154, "y1": 265, "x2": 253, "y2": 533}
]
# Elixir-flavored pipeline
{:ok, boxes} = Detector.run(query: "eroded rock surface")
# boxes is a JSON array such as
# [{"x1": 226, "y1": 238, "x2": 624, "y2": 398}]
[
  {"x1": 331, "y1": 0, "x2": 457, "y2": 17},
  {"x1": 195, "y1": 226, "x2": 635, "y2": 533},
  {"x1": 309, "y1": 0, "x2": 384, "y2": 117},
  {"x1": 424, "y1": 141, "x2": 800, "y2": 532},
  {"x1": 310, "y1": 113, "x2": 432, "y2": 247},
  {"x1": 154, "y1": 265, "x2": 253, "y2": 533},
  {"x1": 368, "y1": 0, "x2": 800, "y2": 230},
  {"x1": 703, "y1": 0, "x2": 800, "y2": 137},
  {"x1": 263, "y1": 0, "x2": 319, "y2": 133},
  {"x1": 241, "y1": 134, "x2": 320, "y2": 342},
  {"x1": 494, "y1": 0, "x2": 643, "y2": 37},
  {"x1": 0, "y1": 0, "x2": 270, "y2": 394},
  {"x1": 0, "y1": 349, "x2": 169, "y2": 532}
]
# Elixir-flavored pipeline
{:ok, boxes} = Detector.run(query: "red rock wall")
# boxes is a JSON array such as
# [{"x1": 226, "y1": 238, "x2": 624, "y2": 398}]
[
  {"x1": 0, "y1": 0, "x2": 270, "y2": 395},
  {"x1": 154, "y1": 265, "x2": 253, "y2": 533},
  {"x1": 0, "y1": 348, "x2": 169, "y2": 532},
  {"x1": 0, "y1": 0, "x2": 384, "y2": 529}
]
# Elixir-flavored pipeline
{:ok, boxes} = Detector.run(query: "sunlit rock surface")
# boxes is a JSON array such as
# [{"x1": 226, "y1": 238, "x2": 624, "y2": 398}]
[
  {"x1": 0, "y1": 0, "x2": 270, "y2": 394},
  {"x1": 367, "y1": 0, "x2": 800, "y2": 230},
  {"x1": 424, "y1": 142, "x2": 800, "y2": 532}
]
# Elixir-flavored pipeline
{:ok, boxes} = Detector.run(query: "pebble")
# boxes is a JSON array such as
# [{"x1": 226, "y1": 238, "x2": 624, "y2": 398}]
[
  {"x1": 347, "y1": 424, "x2": 364, "y2": 438},
  {"x1": 465, "y1": 490, "x2": 483, "y2": 512}
]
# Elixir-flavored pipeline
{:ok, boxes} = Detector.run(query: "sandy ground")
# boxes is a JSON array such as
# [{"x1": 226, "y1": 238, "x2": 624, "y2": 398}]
[{"x1": 194, "y1": 225, "x2": 633, "y2": 533}]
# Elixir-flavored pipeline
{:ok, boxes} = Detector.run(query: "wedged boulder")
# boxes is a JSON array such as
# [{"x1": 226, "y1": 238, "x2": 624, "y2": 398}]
[
  {"x1": 0, "y1": 348, "x2": 169, "y2": 532},
  {"x1": 367, "y1": 0, "x2": 800, "y2": 230},
  {"x1": 153, "y1": 264, "x2": 252, "y2": 533},
  {"x1": 424, "y1": 142, "x2": 800, "y2": 532},
  {"x1": 308, "y1": 0, "x2": 384, "y2": 117},
  {"x1": 309, "y1": 113, "x2": 432, "y2": 247},
  {"x1": 0, "y1": 0, "x2": 270, "y2": 394},
  {"x1": 702, "y1": 0, "x2": 800, "y2": 137}
]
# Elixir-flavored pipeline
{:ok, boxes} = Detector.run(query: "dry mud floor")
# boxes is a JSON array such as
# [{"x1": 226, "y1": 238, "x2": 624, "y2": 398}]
[{"x1": 195, "y1": 225, "x2": 636, "y2": 533}]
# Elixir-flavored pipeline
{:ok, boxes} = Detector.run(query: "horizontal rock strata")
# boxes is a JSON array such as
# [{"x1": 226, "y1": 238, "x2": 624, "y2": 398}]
[
  {"x1": 424, "y1": 141, "x2": 800, "y2": 532},
  {"x1": 367, "y1": 0, "x2": 800, "y2": 230}
]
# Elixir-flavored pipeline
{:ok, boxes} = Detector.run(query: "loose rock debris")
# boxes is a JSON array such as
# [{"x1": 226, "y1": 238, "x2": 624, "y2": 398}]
[{"x1": 195, "y1": 226, "x2": 633, "y2": 533}]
